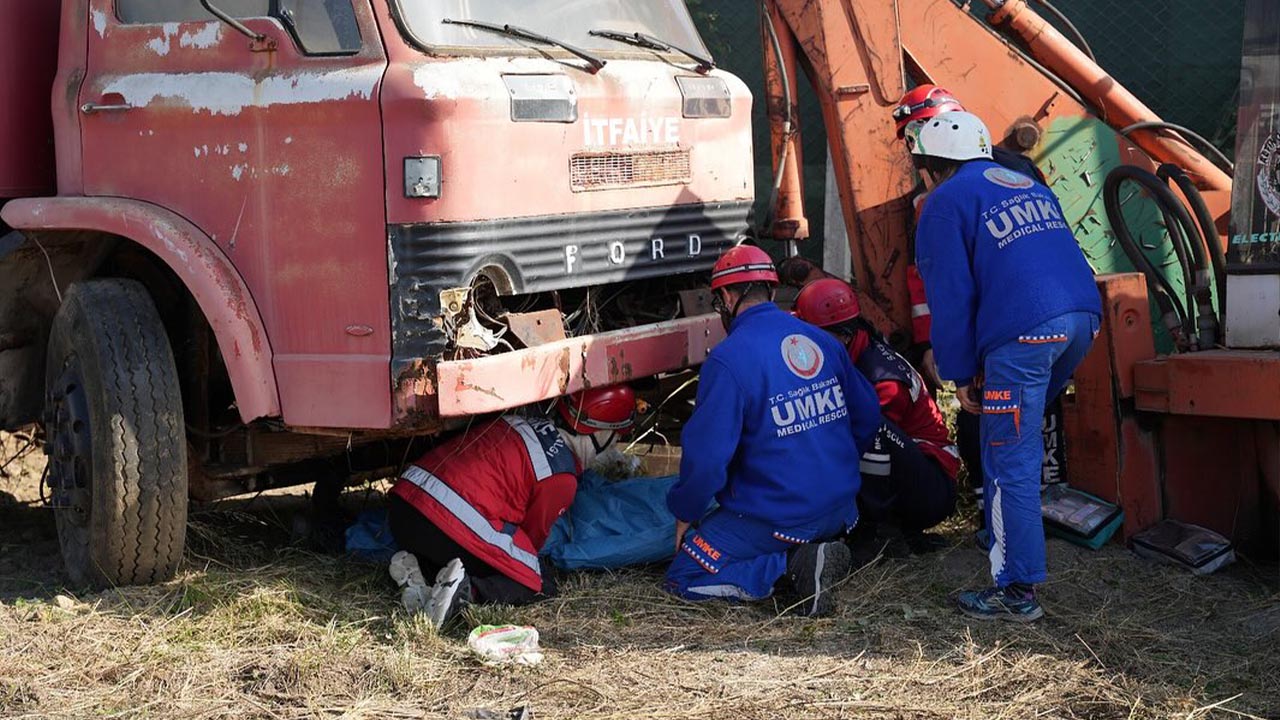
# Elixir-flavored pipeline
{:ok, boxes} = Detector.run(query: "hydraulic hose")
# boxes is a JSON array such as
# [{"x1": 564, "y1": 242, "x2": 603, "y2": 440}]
[
  {"x1": 1155, "y1": 200, "x2": 1196, "y2": 323},
  {"x1": 1120, "y1": 121, "x2": 1235, "y2": 174},
  {"x1": 1029, "y1": 0, "x2": 1096, "y2": 63},
  {"x1": 761, "y1": 0, "x2": 797, "y2": 256},
  {"x1": 1158, "y1": 163, "x2": 1227, "y2": 310},
  {"x1": 1102, "y1": 166, "x2": 1192, "y2": 349}
]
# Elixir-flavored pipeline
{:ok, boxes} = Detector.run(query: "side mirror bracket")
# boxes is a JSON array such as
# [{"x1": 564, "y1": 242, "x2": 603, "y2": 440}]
[{"x1": 199, "y1": 0, "x2": 278, "y2": 51}]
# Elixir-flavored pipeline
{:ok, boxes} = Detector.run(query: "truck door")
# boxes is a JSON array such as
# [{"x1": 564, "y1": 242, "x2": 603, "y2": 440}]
[{"x1": 79, "y1": 0, "x2": 393, "y2": 428}]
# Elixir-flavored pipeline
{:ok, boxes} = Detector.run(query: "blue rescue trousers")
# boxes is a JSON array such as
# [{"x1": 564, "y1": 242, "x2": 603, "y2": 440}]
[
  {"x1": 981, "y1": 311, "x2": 1098, "y2": 586},
  {"x1": 665, "y1": 508, "x2": 853, "y2": 601}
]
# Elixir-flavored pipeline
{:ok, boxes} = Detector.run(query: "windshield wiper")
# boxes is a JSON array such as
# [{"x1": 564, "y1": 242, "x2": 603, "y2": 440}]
[
  {"x1": 442, "y1": 19, "x2": 606, "y2": 73},
  {"x1": 589, "y1": 29, "x2": 714, "y2": 73}
]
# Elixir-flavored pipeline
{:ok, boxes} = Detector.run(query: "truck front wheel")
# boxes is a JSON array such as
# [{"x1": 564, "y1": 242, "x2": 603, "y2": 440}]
[{"x1": 44, "y1": 279, "x2": 188, "y2": 588}]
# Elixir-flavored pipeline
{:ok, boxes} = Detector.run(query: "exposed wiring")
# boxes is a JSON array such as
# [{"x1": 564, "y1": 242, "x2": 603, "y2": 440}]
[
  {"x1": 1120, "y1": 121, "x2": 1235, "y2": 174},
  {"x1": 31, "y1": 236, "x2": 63, "y2": 305},
  {"x1": 623, "y1": 374, "x2": 699, "y2": 453}
]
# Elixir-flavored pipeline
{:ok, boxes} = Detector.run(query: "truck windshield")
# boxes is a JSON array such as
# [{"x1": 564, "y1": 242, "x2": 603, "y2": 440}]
[{"x1": 394, "y1": 0, "x2": 709, "y2": 57}]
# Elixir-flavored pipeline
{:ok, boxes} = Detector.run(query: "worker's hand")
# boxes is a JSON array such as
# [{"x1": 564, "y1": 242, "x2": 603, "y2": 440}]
[
  {"x1": 920, "y1": 348, "x2": 944, "y2": 390},
  {"x1": 956, "y1": 383, "x2": 982, "y2": 415},
  {"x1": 674, "y1": 520, "x2": 691, "y2": 554}
]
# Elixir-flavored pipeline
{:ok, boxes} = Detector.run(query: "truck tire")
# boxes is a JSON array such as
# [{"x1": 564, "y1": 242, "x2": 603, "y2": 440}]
[{"x1": 44, "y1": 279, "x2": 188, "y2": 588}]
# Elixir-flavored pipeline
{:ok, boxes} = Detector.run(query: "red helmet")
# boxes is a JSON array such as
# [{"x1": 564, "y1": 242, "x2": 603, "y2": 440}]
[
  {"x1": 710, "y1": 245, "x2": 779, "y2": 291},
  {"x1": 557, "y1": 384, "x2": 637, "y2": 435},
  {"x1": 794, "y1": 278, "x2": 861, "y2": 327},
  {"x1": 892, "y1": 85, "x2": 965, "y2": 138}
]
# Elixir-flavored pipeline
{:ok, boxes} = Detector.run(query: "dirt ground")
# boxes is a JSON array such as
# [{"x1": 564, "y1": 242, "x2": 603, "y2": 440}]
[{"x1": 1, "y1": 432, "x2": 1278, "y2": 720}]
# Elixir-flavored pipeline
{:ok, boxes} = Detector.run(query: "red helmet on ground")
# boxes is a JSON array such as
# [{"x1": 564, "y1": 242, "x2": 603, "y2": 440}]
[
  {"x1": 892, "y1": 85, "x2": 965, "y2": 138},
  {"x1": 557, "y1": 384, "x2": 637, "y2": 435},
  {"x1": 794, "y1": 278, "x2": 861, "y2": 328},
  {"x1": 710, "y1": 245, "x2": 779, "y2": 291}
]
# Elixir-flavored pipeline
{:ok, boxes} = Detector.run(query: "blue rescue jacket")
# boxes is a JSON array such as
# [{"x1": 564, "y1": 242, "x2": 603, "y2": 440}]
[
  {"x1": 915, "y1": 160, "x2": 1102, "y2": 382},
  {"x1": 668, "y1": 303, "x2": 881, "y2": 526}
]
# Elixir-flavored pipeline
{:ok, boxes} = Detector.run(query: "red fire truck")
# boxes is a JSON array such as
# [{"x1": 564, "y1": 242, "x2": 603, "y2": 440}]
[{"x1": 0, "y1": 0, "x2": 754, "y2": 586}]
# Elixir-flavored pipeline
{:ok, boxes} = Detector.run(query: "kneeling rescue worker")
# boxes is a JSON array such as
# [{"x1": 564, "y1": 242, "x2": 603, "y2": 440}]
[
  {"x1": 387, "y1": 385, "x2": 636, "y2": 628},
  {"x1": 794, "y1": 278, "x2": 960, "y2": 548},
  {"x1": 908, "y1": 112, "x2": 1101, "y2": 622},
  {"x1": 665, "y1": 245, "x2": 882, "y2": 616}
]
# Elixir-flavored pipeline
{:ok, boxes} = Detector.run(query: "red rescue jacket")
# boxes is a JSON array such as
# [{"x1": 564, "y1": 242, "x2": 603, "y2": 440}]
[
  {"x1": 849, "y1": 332, "x2": 961, "y2": 479},
  {"x1": 390, "y1": 416, "x2": 579, "y2": 592}
]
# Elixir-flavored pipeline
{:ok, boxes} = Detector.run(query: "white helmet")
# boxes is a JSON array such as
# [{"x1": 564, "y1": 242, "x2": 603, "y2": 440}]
[{"x1": 907, "y1": 111, "x2": 993, "y2": 162}]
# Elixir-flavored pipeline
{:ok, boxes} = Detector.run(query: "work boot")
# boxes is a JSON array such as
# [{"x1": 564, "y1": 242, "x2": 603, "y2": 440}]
[
  {"x1": 388, "y1": 551, "x2": 431, "y2": 614},
  {"x1": 956, "y1": 584, "x2": 1044, "y2": 623},
  {"x1": 904, "y1": 530, "x2": 948, "y2": 555},
  {"x1": 427, "y1": 558, "x2": 473, "y2": 630},
  {"x1": 844, "y1": 522, "x2": 883, "y2": 571},
  {"x1": 786, "y1": 541, "x2": 851, "y2": 617}
]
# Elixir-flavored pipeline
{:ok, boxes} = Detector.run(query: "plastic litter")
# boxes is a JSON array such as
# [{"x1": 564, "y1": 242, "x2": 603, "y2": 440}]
[
  {"x1": 467, "y1": 624, "x2": 544, "y2": 665},
  {"x1": 1041, "y1": 485, "x2": 1123, "y2": 549},
  {"x1": 1130, "y1": 519, "x2": 1235, "y2": 575}
]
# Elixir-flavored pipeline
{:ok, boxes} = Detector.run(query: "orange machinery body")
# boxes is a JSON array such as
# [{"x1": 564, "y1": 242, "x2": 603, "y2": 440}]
[{"x1": 763, "y1": 0, "x2": 1278, "y2": 552}]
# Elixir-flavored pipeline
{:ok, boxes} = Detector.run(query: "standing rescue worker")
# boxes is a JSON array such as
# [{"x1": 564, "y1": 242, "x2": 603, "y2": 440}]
[
  {"x1": 891, "y1": 85, "x2": 1055, "y2": 530},
  {"x1": 794, "y1": 278, "x2": 959, "y2": 546},
  {"x1": 387, "y1": 385, "x2": 636, "y2": 628},
  {"x1": 665, "y1": 246, "x2": 882, "y2": 616},
  {"x1": 908, "y1": 112, "x2": 1101, "y2": 622}
]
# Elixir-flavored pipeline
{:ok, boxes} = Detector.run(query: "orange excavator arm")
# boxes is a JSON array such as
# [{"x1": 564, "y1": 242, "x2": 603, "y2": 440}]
[{"x1": 761, "y1": 0, "x2": 1232, "y2": 343}]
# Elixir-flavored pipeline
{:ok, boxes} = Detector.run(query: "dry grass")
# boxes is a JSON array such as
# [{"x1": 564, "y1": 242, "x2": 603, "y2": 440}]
[{"x1": 2, "y1": 432, "x2": 1278, "y2": 720}]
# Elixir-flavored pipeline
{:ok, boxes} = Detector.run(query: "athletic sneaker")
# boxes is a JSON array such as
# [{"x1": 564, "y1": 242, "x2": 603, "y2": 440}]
[
  {"x1": 956, "y1": 584, "x2": 1044, "y2": 622},
  {"x1": 427, "y1": 557, "x2": 472, "y2": 629},
  {"x1": 388, "y1": 551, "x2": 431, "y2": 614},
  {"x1": 786, "y1": 541, "x2": 852, "y2": 617}
]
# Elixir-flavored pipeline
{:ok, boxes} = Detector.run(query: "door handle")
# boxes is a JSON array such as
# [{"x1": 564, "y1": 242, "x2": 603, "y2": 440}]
[{"x1": 80, "y1": 102, "x2": 133, "y2": 115}]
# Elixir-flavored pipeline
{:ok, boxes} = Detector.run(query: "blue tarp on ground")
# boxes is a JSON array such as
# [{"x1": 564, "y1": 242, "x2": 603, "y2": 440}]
[
  {"x1": 345, "y1": 508, "x2": 400, "y2": 565},
  {"x1": 542, "y1": 471, "x2": 679, "y2": 570},
  {"x1": 345, "y1": 471, "x2": 680, "y2": 570}
]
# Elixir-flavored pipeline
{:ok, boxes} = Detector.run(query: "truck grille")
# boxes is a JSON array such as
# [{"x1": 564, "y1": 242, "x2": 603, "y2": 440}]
[{"x1": 570, "y1": 149, "x2": 691, "y2": 191}]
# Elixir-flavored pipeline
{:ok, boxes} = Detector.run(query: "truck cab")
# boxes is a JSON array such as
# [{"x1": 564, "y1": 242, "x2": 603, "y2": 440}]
[{"x1": 0, "y1": 0, "x2": 753, "y2": 586}]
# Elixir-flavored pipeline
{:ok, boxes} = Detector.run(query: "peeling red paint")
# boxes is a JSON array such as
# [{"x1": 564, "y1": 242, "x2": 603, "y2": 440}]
[
  {"x1": 434, "y1": 315, "x2": 725, "y2": 417},
  {"x1": 1, "y1": 196, "x2": 279, "y2": 421}
]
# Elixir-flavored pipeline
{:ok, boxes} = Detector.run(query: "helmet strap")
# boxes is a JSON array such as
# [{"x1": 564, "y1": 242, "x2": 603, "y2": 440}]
[
  {"x1": 590, "y1": 431, "x2": 617, "y2": 455},
  {"x1": 559, "y1": 427, "x2": 618, "y2": 470}
]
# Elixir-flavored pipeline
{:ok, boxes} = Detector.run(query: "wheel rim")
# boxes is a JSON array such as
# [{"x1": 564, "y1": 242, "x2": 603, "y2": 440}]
[{"x1": 45, "y1": 358, "x2": 93, "y2": 528}]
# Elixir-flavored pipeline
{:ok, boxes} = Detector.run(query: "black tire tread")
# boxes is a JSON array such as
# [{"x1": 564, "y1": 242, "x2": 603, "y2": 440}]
[{"x1": 49, "y1": 279, "x2": 187, "y2": 587}]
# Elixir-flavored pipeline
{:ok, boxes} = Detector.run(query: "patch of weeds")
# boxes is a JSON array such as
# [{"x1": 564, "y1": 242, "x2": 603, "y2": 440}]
[
  {"x1": 388, "y1": 611, "x2": 446, "y2": 652},
  {"x1": 462, "y1": 603, "x2": 525, "y2": 629}
]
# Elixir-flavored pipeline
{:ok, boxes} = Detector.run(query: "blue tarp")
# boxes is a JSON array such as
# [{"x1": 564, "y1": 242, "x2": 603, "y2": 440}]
[
  {"x1": 344, "y1": 471, "x2": 680, "y2": 570},
  {"x1": 542, "y1": 471, "x2": 680, "y2": 570},
  {"x1": 345, "y1": 508, "x2": 400, "y2": 565}
]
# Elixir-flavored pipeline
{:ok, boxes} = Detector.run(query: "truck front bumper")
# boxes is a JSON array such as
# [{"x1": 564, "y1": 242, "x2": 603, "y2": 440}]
[{"x1": 428, "y1": 313, "x2": 724, "y2": 417}]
